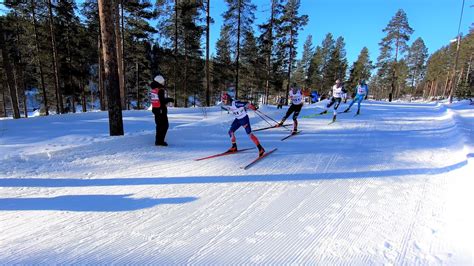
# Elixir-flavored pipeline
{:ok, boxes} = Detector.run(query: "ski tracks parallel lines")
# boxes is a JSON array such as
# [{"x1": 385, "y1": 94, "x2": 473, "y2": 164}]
[{"x1": 186, "y1": 183, "x2": 282, "y2": 264}]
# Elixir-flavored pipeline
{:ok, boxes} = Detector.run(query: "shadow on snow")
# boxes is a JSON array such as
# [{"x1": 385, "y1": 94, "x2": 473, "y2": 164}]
[
  {"x1": 0, "y1": 194, "x2": 198, "y2": 212},
  {"x1": 0, "y1": 159, "x2": 467, "y2": 189}
]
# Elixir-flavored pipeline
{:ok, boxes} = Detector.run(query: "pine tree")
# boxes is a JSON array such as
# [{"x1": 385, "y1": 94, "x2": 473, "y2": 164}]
[
  {"x1": 275, "y1": 0, "x2": 308, "y2": 104},
  {"x1": 347, "y1": 47, "x2": 372, "y2": 95},
  {"x1": 178, "y1": 0, "x2": 204, "y2": 107},
  {"x1": 222, "y1": 0, "x2": 256, "y2": 98},
  {"x1": 3, "y1": 2, "x2": 32, "y2": 117},
  {"x1": 324, "y1": 36, "x2": 348, "y2": 87},
  {"x1": 122, "y1": 0, "x2": 157, "y2": 109},
  {"x1": 316, "y1": 33, "x2": 335, "y2": 95},
  {"x1": 55, "y1": 0, "x2": 83, "y2": 113},
  {"x1": 213, "y1": 26, "x2": 233, "y2": 94},
  {"x1": 240, "y1": 31, "x2": 261, "y2": 100},
  {"x1": 205, "y1": 0, "x2": 211, "y2": 106},
  {"x1": 307, "y1": 46, "x2": 323, "y2": 93},
  {"x1": 257, "y1": 0, "x2": 283, "y2": 104},
  {"x1": 0, "y1": 17, "x2": 21, "y2": 119},
  {"x1": 293, "y1": 35, "x2": 313, "y2": 88},
  {"x1": 47, "y1": 0, "x2": 64, "y2": 113},
  {"x1": 81, "y1": 0, "x2": 106, "y2": 110},
  {"x1": 30, "y1": 0, "x2": 50, "y2": 115},
  {"x1": 376, "y1": 9, "x2": 413, "y2": 101},
  {"x1": 405, "y1": 37, "x2": 428, "y2": 97}
]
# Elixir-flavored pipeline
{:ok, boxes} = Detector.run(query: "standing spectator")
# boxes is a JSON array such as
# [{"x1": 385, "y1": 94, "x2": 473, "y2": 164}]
[{"x1": 150, "y1": 75, "x2": 174, "y2": 146}]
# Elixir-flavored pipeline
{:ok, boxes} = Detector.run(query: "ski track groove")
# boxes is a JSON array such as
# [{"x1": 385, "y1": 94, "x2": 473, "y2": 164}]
[{"x1": 186, "y1": 183, "x2": 283, "y2": 264}]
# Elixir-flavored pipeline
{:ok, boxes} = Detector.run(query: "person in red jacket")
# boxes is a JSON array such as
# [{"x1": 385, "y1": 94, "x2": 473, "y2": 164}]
[{"x1": 150, "y1": 75, "x2": 174, "y2": 146}]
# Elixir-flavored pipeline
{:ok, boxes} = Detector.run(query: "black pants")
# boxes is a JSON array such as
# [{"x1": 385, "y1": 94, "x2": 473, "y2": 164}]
[
  {"x1": 283, "y1": 104, "x2": 303, "y2": 131},
  {"x1": 326, "y1": 97, "x2": 342, "y2": 110},
  {"x1": 153, "y1": 108, "x2": 169, "y2": 145},
  {"x1": 283, "y1": 104, "x2": 303, "y2": 120}
]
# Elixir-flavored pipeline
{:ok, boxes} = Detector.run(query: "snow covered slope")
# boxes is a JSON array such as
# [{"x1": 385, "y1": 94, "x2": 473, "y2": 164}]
[{"x1": 0, "y1": 100, "x2": 473, "y2": 264}]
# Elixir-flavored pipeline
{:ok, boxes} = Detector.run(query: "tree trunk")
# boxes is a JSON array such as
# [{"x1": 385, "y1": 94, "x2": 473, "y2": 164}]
[
  {"x1": 114, "y1": 0, "x2": 125, "y2": 109},
  {"x1": 66, "y1": 25, "x2": 75, "y2": 113},
  {"x1": 235, "y1": 0, "x2": 242, "y2": 99},
  {"x1": 120, "y1": 0, "x2": 127, "y2": 109},
  {"x1": 265, "y1": 0, "x2": 276, "y2": 105},
  {"x1": 0, "y1": 90, "x2": 6, "y2": 117},
  {"x1": 286, "y1": 27, "x2": 294, "y2": 106},
  {"x1": 98, "y1": 0, "x2": 124, "y2": 136},
  {"x1": 136, "y1": 61, "x2": 140, "y2": 110},
  {"x1": 433, "y1": 80, "x2": 439, "y2": 98},
  {"x1": 205, "y1": 0, "x2": 210, "y2": 106},
  {"x1": 0, "y1": 29, "x2": 21, "y2": 119},
  {"x1": 0, "y1": 30, "x2": 21, "y2": 119},
  {"x1": 443, "y1": 75, "x2": 450, "y2": 97},
  {"x1": 184, "y1": 48, "x2": 188, "y2": 108},
  {"x1": 13, "y1": 10, "x2": 27, "y2": 118},
  {"x1": 80, "y1": 78, "x2": 86, "y2": 113},
  {"x1": 98, "y1": 33, "x2": 106, "y2": 111},
  {"x1": 173, "y1": 0, "x2": 178, "y2": 106},
  {"x1": 31, "y1": 0, "x2": 49, "y2": 116},
  {"x1": 47, "y1": 0, "x2": 64, "y2": 114}
]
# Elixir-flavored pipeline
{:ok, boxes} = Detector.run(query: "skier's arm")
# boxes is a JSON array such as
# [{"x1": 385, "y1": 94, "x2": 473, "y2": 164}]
[{"x1": 218, "y1": 101, "x2": 231, "y2": 111}]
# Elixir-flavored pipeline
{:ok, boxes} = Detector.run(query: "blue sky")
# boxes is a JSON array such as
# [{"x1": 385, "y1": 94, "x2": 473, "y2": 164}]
[{"x1": 209, "y1": 0, "x2": 472, "y2": 64}]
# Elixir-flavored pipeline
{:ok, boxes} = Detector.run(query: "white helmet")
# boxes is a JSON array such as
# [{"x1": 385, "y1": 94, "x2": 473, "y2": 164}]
[{"x1": 154, "y1": 75, "x2": 165, "y2": 86}]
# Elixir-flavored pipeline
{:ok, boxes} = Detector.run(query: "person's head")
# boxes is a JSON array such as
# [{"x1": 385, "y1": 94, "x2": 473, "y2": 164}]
[
  {"x1": 151, "y1": 75, "x2": 165, "y2": 89},
  {"x1": 221, "y1": 92, "x2": 232, "y2": 104},
  {"x1": 359, "y1": 79, "x2": 366, "y2": 85},
  {"x1": 335, "y1": 79, "x2": 341, "y2": 85}
]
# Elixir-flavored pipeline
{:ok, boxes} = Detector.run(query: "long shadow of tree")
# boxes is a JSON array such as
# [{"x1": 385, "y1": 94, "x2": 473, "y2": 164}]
[{"x1": 0, "y1": 194, "x2": 197, "y2": 212}]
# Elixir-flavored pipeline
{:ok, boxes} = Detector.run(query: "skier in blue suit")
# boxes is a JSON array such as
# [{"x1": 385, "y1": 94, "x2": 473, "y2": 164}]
[{"x1": 344, "y1": 80, "x2": 369, "y2": 115}]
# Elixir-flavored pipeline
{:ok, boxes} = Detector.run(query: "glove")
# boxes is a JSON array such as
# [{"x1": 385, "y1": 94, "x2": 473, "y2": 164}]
[
  {"x1": 364, "y1": 95, "x2": 368, "y2": 100},
  {"x1": 248, "y1": 104, "x2": 257, "y2": 111}
]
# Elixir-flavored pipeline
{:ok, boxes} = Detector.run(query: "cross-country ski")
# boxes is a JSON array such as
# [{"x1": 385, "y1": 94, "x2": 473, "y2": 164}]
[
  {"x1": 281, "y1": 130, "x2": 302, "y2": 141},
  {"x1": 241, "y1": 148, "x2": 278, "y2": 170},
  {"x1": 194, "y1": 147, "x2": 254, "y2": 161},
  {"x1": 253, "y1": 123, "x2": 293, "y2": 132}
]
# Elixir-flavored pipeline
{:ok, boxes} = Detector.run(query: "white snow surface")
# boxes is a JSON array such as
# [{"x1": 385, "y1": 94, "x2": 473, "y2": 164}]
[{"x1": 1, "y1": 100, "x2": 473, "y2": 264}]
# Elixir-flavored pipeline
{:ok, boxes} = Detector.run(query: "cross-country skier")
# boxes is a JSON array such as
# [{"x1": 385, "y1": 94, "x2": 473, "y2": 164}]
[
  {"x1": 150, "y1": 75, "x2": 174, "y2": 146},
  {"x1": 277, "y1": 85, "x2": 304, "y2": 133},
  {"x1": 221, "y1": 93, "x2": 265, "y2": 157},
  {"x1": 319, "y1": 79, "x2": 347, "y2": 122},
  {"x1": 343, "y1": 79, "x2": 369, "y2": 115}
]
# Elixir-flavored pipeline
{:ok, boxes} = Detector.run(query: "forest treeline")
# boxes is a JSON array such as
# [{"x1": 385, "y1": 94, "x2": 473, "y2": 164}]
[{"x1": 0, "y1": 0, "x2": 472, "y2": 120}]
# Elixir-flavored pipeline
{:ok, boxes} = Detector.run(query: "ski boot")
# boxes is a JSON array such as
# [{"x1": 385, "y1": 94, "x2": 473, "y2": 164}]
[
  {"x1": 332, "y1": 115, "x2": 337, "y2": 123},
  {"x1": 276, "y1": 119, "x2": 285, "y2": 127},
  {"x1": 257, "y1": 144, "x2": 265, "y2": 157},
  {"x1": 156, "y1": 141, "x2": 168, "y2": 146},
  {"x1": 292, "y1": 127, "x2": 298, "y2": 135},
  {"x1": 356, "y1": 109, "x2": 360, "y2": 115},
  {"x1": 319, "y1": 110, "x2": 328, "y2": 115},
  {"x1": 227, "y1": 143, "x2": 237, "y2": 153},
  {"x1": 343, "y1": 108, "x2": 350, "y2": 113}
]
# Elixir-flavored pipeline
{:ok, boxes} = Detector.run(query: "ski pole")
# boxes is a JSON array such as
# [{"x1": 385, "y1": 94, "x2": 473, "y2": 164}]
[
  {"x1": 255, "y1": 109, "x2": 279, "y2": 123},
  {"x1": 255, "y1": 109, "x2": 291, "y2": 131},
  {"x1": 253, "y1": 109, "x2": 274, "y2": 127}
]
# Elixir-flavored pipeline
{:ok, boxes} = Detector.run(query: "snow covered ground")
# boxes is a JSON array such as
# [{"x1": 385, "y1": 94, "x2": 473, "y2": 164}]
[{"x1": 0, "y1": 100, "x2": 473, "y2": 264}]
